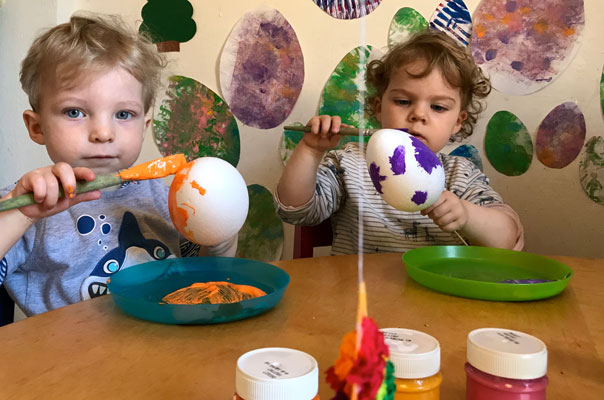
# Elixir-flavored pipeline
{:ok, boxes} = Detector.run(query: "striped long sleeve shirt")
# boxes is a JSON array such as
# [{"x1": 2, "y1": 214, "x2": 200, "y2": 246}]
[{"x1": 275, "y1": 142, "x2": 524, "y2": 255}]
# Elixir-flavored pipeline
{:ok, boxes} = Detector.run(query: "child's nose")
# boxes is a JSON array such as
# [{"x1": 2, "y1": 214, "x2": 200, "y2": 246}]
[
  {"x1": 89, "y1": 120, "x2": 115, "y2": 143},
  {"x1": 408, "y1": 104, "x2": 427, "y2": 123}
]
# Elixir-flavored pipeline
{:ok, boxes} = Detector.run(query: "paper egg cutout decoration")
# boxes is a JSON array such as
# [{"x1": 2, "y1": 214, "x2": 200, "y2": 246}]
[
  {"x1": 366, "y1": 129, "x2": 445, "y2": 211},
  {"x1": 169, "y1": 157, "x2": 249, "y2": 246}
]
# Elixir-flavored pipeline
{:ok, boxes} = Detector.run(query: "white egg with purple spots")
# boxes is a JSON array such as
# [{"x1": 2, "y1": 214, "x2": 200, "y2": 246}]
[
  {"x1": 169, "y1": 157, "x2": 249, "y2": 246},
  {"x1": 366, "y1": 129, "x2": 445, "y2": 211}
]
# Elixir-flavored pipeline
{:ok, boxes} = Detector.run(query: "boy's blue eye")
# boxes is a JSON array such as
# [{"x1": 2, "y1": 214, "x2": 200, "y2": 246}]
[
  {"x1": 115, "y1": 111, "x2": 133, "y2": 120},
  {"x1": 431, "y1": 104, "x2": 448, "y2": 112},
  {"x1": 65, "y1": 109, "x2": 83, "y2": 118},
  {"x1": 395, "y1": 99, "x2": 410, "y2": 106}
]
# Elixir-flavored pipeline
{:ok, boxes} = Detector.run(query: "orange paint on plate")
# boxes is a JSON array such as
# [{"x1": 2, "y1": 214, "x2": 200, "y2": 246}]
[
  {"x1": 119, "y1": 154, "x2": 187, "y2": 180},
  {"x1": 161, "y1": 281, "x2": 267, "y2": 305}
]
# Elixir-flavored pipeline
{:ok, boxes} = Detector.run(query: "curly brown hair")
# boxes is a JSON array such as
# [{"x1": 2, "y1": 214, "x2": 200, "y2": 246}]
[
  {"x1": 366, "y1": 30, "x2": 491, "y2": 140},
  {"x1": 20, "y1": 13, "x2": 166, "y2": 113}
]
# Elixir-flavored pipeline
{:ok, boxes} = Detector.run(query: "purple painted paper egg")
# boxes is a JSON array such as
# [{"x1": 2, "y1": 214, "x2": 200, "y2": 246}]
[
  {"x1": 219, "y1": 8, "x2": 304, "y2": 129},
  {"x1": 471, "y1": 0, "x2": 584, "y2": 95},
  {"x1": 366, "y1": 129, "x2": 445, "y2": 211},
  {"x1": 536, "y1": 102, "x2": 585, "y2": 168}
]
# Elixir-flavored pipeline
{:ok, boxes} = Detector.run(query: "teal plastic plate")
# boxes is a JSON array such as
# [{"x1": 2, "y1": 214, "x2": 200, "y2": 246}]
[
  {"x1": 402, "y1": 246, "x2": 573, "y2": 301},
  {"x1": 107, "y1": 257, "x2": 290, "y2": 324}
]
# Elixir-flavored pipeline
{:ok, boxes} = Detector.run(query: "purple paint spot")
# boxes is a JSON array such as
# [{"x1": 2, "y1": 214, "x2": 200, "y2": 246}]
[
  {"x1": 497, "y1": 31, "x2": 510, "y2": 44},
  {"x1": 369, "y1": 162, "x2": 386, "y2": 194},
  {"x1": 511, "y1": 61, "x2": 524, "y2": 71},
  {"x1": 389, "y1": 146, "x2": 406, "y2": 175},
  {"x1": 411, "y1": 191, "x2": 428, "y2": 205},
  {"x1": 485, "y1": 49, "x2": 497, "y2": 61},
  {"x1": 505, "y1": 1, "x2": 517, "y2": 12},
  {"x1": 410, "y1": 136, "x2": 441, "y2": 174}
]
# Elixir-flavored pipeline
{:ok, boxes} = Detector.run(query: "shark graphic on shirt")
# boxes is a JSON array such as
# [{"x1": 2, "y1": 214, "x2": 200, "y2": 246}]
[{"x1": 80, "y1": 211, "x2": 174, "y2": 300}]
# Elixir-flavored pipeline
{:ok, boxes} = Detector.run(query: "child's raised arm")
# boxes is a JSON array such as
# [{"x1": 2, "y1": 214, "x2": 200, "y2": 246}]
[
  {"x1": 277, "y1": 115, "x2": 345, "y2": 206},
  {"x1": 0, "y1": 164, "x2": 101, "y2": 259}
]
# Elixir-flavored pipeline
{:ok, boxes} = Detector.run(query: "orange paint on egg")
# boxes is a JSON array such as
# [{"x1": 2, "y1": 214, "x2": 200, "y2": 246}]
[
  {"x1": 533, "y1": 20, "x2": 548, "y2": 34},
  {"x1": 563, "y1": 28, "x2": 575, "y2": 36},
  {"x1": 475, "y1": 24, "x2": 486, "y2": 38},
  {"x1": 191, "y1": 180, "x2": 206, "y2": 196},
  {"x1": 181, "y1": 202, "x2": 196, "y2": 216},
  {"x1": 519, "y1": 6, "x2": 531, "y2": 14},
  {"x1": 168, "y1": 162, "x2": 193, "y2": 240},
  {"x1": 119, "y1": 154, "x2": 187, "y2": 180}
]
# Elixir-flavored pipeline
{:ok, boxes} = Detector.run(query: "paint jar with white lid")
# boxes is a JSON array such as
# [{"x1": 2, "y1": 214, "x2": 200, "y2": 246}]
[
  {"x1": 381, "y1": 328, "x2": 442, "y2": 400},
  {"x1": 465, "y1": 328, "x2": 548, "y2": 400},
  {"x1": 234, "y1": 347, "x2": 319, "y2": 400}
]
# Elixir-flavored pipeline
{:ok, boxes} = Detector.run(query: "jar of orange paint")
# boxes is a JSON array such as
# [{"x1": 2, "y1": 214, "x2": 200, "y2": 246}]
[
  {"x1": 234, "y1": 347, "x2": 320, "y2": 400},
  {"x1": 381, "y1": 328, "x2": 442, "y2": 400}
]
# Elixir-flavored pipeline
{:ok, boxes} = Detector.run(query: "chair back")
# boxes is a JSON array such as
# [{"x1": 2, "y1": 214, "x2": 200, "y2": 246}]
[
  {"x1": 293, "y1": 218, "x2": 333, "y2": 258},
  {"x1": 0, "y1": 285, "x2": 14, "y2": 326}
]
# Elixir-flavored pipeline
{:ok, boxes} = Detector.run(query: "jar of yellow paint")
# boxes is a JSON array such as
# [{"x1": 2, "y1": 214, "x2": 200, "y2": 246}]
[
  {"x1": 381, "y1": 328, "x2": 442, "y2": 400},
  {"x1": 234, "y1": 347, "x2": 319, "y2": 400}
]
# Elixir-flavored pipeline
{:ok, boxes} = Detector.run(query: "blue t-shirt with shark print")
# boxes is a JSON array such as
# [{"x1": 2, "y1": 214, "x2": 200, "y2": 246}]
[{"x1": 0, "y1": 179, "x2": 200, "y2": 316}]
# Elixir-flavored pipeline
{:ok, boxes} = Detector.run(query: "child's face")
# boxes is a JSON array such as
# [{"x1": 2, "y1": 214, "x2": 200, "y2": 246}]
[
  {"x1": 24, "y1": 67, "x2": 149, "y2": 174},
  {"x1": 374, "y1": 60, "x2": 467, "y2": 153}
]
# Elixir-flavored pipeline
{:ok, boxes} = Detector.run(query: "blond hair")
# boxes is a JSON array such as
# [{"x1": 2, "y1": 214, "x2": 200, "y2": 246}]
[
  {"x1": 20, "y1": 13, "x2": 166, "y2": 112},
  {"x1": 366, "y1": 30, "x2": 491, "y2": 140}
]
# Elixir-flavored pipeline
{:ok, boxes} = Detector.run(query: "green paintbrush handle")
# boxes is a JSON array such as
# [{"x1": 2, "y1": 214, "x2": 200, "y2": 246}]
[
  {"x1": 0, "y1": 174, "x2": 123, "y2": 212},
  {"x1": 283, "y1": 125, "x2": 378, "y2": 136}
]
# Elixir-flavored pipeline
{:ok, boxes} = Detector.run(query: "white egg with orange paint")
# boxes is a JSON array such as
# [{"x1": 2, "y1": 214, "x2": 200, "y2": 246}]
[{"x1": 169, "y1": 157, "x2": 248, "y2": 246}]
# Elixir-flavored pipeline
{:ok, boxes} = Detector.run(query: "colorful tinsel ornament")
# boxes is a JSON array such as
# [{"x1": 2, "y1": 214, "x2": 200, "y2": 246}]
[{"x1": 326, "y1": 317, "x2": 396, "y2": 400}]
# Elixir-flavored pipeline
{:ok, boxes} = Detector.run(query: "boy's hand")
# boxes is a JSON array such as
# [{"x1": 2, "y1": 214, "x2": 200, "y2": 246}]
[
  {"x1": 302, "y1": 115, "x2": 350, "y2": 155},
  {"x1": 421, "y1": 190, "x2": 468, "y2": 232},
  {"x1": 9, "y1": 163, "x2": 101, "y2": 221}
]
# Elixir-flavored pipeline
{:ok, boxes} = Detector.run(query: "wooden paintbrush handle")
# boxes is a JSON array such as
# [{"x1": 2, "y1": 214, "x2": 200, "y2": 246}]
[
  {"x1": 0, "y1": 174, "x2": 122, "y2": 212},
  {"x1": 283, "y1": 125, "x2": 377, "y2": 136}
]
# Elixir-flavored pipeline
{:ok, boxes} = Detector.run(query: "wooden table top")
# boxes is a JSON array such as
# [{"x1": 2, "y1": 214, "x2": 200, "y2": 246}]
[{"x1": 0, "y1": 252, "x2": 603, "y2": 399}]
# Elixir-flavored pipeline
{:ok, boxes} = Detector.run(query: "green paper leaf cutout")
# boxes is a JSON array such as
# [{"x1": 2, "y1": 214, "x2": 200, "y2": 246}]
[
  {"x1": 139, "y1": 0, "x2": 196, "y2": 52},
  {"x1": 318, "y1": 45, "x2": 383, "y2": 130},
  {"x1": 449, "y1": 144, "x2": 483, "y2": 171},
  {"x1": 236, "y1": 184, "x2": 284, "y2": 261},
  {"x1": 153, "y1": 75, "x2": 240, "y2": 167},
  {"x1": 579, "y1": 136, "x2": 604, "y2": 205},
  {"x1": 484, "y1": 111, "x2": 533, "y2": 176},
  {"x1": 388, "y1": 7, "x2": 427, "y2": 48}
]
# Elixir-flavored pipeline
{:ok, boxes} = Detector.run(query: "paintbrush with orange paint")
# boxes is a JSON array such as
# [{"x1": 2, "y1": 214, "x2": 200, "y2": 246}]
[{"x1": 0, "y1": 154, "x2": 187, "y2": 212}]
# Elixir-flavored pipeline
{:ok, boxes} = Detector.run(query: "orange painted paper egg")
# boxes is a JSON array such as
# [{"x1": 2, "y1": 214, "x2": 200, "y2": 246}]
[{"x1": 169, "y1": 157, "x2": 249, "y2": 246}]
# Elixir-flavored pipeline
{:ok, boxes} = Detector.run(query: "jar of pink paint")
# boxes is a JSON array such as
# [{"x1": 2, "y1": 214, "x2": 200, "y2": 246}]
[{"x1": 465, "y1": 328, "x2": 548, "y2": 400}]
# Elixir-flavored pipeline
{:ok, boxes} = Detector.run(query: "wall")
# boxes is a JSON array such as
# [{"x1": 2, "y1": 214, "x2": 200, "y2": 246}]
[{"x1": 1, "y1": 0, "x2": 603, "y2": 258}]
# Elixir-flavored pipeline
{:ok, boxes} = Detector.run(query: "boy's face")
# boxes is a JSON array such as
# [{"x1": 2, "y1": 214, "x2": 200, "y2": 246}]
[
  {"x1": 374, "y1": 61, "x2": 467, "y2": 153},
  {"x1": 23, "y1": 67, "x2": 149, "y2": 174}
]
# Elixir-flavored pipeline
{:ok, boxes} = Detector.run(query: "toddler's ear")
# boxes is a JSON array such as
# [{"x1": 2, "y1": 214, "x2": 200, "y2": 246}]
[
  {"x1": 23, "y1": 110, "x2": 45, "y2": 144},
  {"x1": 454, "y1": 111, "x2": 468, "y2": 134},
  {"x1": 374, "y1": 97, "x2": 382, "y2": 123}
]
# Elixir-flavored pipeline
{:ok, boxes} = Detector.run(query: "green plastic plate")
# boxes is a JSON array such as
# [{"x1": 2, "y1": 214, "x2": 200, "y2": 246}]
[
  {"x1": 107, "y1": 257, "x2": 290, "y2": 324},
  {"x1": 402, "y1": 246, "x2": 573, "y2": 301}
]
